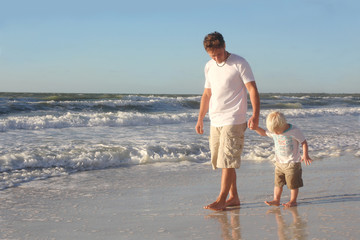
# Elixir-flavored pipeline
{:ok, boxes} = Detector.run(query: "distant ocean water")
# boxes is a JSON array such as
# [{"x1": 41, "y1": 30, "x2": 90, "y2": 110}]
[{"x1": 0, "y1": 92, "x2": 359, "y2": 189}]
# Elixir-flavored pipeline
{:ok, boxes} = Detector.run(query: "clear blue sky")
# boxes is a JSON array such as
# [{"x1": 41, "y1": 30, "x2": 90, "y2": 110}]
[{"x1": 1, "y1": 0, "x2": 359, "y2": 94}]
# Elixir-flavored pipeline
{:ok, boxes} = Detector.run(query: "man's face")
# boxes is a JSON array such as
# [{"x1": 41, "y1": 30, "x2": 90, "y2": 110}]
[{"x1": 207, "y1": 47, "x2": 227, "y2": 64}]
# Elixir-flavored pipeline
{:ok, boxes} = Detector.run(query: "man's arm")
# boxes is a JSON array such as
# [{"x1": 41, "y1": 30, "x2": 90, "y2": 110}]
[
  {"x1": 195, "y1": 88, "x2": 211, "y2": 134},
  {"x1": 245, "y1": 81, "x2": 260, "y2": 130}
]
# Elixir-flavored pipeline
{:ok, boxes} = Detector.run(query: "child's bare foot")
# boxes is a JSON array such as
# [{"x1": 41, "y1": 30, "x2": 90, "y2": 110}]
[
  {"x1": 264, "y1": 200, "x2": 280, "y2": 206},
  {"x1": 225, "y1": 198, "x2": 240, "y2": 207},
  {"x1": 282, "y1": 201, "x2": 297, "y2": 208},
  {"x1": 204, "y1": 200, "x2": 226, "y2": 211}
]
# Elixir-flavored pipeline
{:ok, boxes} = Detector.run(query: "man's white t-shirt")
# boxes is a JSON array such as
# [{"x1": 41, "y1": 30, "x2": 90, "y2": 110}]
[
  {"x1": 266, "y1": 124, "x2": 306, "y2": 163},
  {"x1": 204, "y1": 53, "x2": 255, "y2": 127}
]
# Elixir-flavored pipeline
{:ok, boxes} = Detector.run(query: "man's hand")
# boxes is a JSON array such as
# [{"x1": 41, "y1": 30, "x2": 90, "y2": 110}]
[
  {"x1": 195, "y1": 120, "x2": 204, "y2": 134},
  {"x1": 248, "y1": 115, "x2": 259, "y2": 130}
]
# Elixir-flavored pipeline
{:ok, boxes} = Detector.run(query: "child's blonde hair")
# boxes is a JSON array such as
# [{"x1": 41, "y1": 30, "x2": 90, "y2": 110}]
[{"x1": 266, "y1": 111, "x2": 287, "y2": 133}]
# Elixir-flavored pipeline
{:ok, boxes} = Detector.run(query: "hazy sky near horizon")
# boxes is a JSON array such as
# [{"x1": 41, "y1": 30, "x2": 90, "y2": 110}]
[{"x1": 1, "y1": 0, "x2": 359, "y2": 94}]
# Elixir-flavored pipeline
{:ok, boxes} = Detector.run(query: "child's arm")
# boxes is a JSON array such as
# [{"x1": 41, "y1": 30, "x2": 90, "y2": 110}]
[
  {"x1": 301, "y1": 140, "x2": 312, "y2": 165},
  {"x1": 252, "y1": 126, "x2": 267, "y2": 136}
]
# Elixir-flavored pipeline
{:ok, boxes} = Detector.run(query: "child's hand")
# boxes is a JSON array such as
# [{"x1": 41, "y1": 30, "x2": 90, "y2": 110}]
[
  {"x1": 301, "y1": 155, "x2": 312, "y2": 165},
  {"x1": 301, "y1": 140, "x2": 312, "y2": 165},
  {"x1": 252, "y1": 126, "x2": 267, "y2": 136}
]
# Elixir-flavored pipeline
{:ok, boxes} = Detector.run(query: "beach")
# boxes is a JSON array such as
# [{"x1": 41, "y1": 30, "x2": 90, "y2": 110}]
[
  {"x1": 1, "y1": 154, "x2": 359, "y2": 240},
  {"x1": 0, "y1": 93, "x2": 359, "y2": 239}
]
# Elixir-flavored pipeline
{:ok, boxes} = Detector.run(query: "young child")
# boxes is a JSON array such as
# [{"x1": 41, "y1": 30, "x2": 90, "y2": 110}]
[{"x1": 253, "y1": 111, "x2": 312, "y2": 208}]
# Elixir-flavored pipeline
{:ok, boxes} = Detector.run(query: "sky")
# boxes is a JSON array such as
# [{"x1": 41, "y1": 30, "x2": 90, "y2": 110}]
[{"x1": 0, "y1": 0, "x2": 359, "y2": 94}]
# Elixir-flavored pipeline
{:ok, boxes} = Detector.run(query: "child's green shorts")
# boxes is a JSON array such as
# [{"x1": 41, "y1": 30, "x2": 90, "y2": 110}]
[{"x1": 274, "y1": 162, "x2": 303, "y2": 189}]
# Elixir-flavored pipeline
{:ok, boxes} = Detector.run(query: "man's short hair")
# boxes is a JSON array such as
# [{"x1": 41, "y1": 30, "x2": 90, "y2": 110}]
[{"x1": 203, "y1": 32, "x2": 225, "y2": 51}]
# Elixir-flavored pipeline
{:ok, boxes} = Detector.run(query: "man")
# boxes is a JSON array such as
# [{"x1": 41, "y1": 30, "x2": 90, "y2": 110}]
[{"x1": 195, "y1": 32, "x2": 260, "y2": 211}]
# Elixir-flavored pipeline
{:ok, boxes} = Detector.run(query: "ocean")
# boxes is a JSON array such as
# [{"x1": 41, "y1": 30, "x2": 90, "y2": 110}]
[{"x1": 0, "y1": 92, "x2": 359, "y2": 190}]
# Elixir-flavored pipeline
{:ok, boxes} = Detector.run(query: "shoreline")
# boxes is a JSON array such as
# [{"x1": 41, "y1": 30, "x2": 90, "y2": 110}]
[{"x1": 1, "y1": 155, "x2": 359, "y2": 239}]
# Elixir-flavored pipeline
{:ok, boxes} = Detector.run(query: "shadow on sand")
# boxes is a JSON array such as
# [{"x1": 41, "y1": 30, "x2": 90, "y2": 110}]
[{"x1": 299, "y1": 193, "x2": 360, "y2": 206}]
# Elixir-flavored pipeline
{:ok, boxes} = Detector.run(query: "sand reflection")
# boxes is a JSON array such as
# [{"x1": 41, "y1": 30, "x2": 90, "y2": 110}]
[
  {"x1": 267, "y1": 207, "x2": 307, "y2": 240},
  {"x1": 205, "y1": 208, "x2": 241, "y2": 240}
]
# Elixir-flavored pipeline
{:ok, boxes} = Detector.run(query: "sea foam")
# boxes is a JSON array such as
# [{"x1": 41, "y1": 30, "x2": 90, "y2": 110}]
[
  {"x1": 1, "y1": 107, "x2": 359, "y2": 132},
  {"x1": 1, "y1": 93, "x2": 359, "y2": 190}
]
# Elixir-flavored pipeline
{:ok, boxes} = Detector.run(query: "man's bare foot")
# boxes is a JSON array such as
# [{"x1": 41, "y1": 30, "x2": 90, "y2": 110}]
[
  {"x1": 204, "y1": 201, "x2": 217, "y2": 209},
  {"x1": 204, "y1": 200, "x2": 226, "y2": 211},
  {"x1": 282, "y1": 201, "x2": 297, "y2": 208},
  {"x1": 225, "y1": 198, "x2": 240, "y2": 207},
  {"x1": 264, "y1": 200, "x2": 280, "y2": 206}
]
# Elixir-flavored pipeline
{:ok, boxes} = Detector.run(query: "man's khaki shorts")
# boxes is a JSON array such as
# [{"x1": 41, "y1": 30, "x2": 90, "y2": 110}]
[
  {"x1": 274, "y1": 162, "x2": 303, "y2": 189},
  {"x1": 209, "y1": 123, "x2": 247, "y2": 170}
]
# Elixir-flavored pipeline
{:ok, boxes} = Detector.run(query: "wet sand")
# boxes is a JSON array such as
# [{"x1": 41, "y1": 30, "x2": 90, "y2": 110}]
[{"x1": 1, "y1": 155, "x2": 359, "y2": 239}]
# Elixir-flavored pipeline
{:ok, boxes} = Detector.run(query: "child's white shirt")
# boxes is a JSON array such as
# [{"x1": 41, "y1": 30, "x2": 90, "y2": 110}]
[{"x1": 266, "y1": 124, "x2": 306, "y2": 163}]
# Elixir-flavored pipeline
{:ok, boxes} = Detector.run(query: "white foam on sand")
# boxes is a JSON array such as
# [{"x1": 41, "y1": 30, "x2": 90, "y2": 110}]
[{"x1": 0, "y1": 155, "x2": 359, "y2": 239}]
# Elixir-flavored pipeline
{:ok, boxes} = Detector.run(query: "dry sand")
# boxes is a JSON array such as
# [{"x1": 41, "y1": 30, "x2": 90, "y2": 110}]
[{"x1": 1, "y1": 155, "x2": 359, "y2": 239}]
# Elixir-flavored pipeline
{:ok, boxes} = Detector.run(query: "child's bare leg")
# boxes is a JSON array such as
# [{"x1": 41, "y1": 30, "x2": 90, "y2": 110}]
[
  {"x1": 282, "y1": 188, "x2": 298, "y2": 208},
  {"x1": 265, "y1": 186, "x2": 282, "y2": 206}
]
